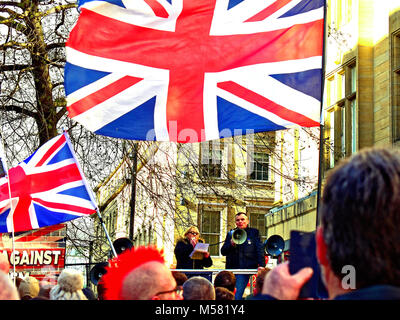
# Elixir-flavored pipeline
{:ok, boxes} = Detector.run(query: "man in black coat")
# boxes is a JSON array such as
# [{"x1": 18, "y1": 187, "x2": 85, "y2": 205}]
[{"x1": 221, "y1": 212, "x2": 265, "y2": 299}]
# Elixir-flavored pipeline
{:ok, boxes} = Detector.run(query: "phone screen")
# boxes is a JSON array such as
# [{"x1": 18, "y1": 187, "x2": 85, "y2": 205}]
[{"x1": 289, "y1": 230, "x2": 328, "y2": 299}]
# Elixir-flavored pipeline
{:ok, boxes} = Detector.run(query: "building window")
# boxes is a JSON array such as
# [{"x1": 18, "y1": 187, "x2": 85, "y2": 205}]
[
  {"x1": 249, "y1": 152, "x2": 269, "y2": 181},
  {"x1": 327, "y1": 76, "x2": 335, "y2": 107},
  {"x1": 330, "y1": 0, "x2": 352, "y2": 28},
  {"x1": 350, "y1": 99, "x2": 357, "y2": 153},
  {"x1": 338, "y1": 71, "x2": 346, "y2": 100},
  {"x1": 200, "y1": 141, "x2": 222, "y2": 179},
  {"x1": 348, "y1": 63, "x2": 357, "y2": 154},
  {"x1": 392, "y1": 33, "x2": 400, "y2": 142},
  {"x1": 340, "y1": 105, "x2": 346, "y2": 157},
  {"x1": 350, "y1": 64, "x2": 357, "y2": 93},
  {"x1": 200, "y1": 210, "x2": 221, "y2": 256},
  {"x1": 328, "y1": 109, "x2": 335, "y2": 168},
  {"x1": 249, "y1": 212, "x2": 267, "y2": 243},
  {"x1": 324, "y1": 61, "x2": 357, "y2": 166}
]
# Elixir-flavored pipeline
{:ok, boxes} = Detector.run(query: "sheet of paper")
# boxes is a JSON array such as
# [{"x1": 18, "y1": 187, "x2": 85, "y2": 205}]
[{"x1": 189, "y1": 242, "x2": 209, "y2": 259}]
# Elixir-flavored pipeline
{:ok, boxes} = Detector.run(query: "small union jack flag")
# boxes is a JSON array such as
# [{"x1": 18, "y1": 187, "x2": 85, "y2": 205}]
[
  {"x1": 0, "y1": 132, "x2": 97, "y2": 233},
  {"x1": 65, "y1": 0, "x2": 325, "y2": 143}
]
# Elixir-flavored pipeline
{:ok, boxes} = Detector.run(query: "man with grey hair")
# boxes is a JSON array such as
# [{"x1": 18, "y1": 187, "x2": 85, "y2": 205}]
[{"x1": 182, "y1": 276, "x2": 215, "y2": 300}]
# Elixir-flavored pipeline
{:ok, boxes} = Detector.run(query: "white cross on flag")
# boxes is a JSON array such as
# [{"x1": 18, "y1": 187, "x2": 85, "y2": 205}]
[{"x1": 65, "y1": 0, "x2": 325, "y2": 143}]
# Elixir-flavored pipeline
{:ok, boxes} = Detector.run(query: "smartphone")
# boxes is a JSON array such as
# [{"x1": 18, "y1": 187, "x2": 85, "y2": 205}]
[{"x1": 289, "y1": 230, "x2": 328, "y2": 299}]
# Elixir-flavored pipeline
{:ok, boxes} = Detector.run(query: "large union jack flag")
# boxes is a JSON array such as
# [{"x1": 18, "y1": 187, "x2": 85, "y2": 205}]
[
  {"x1": 0, "y1": 133, "x2": 97, "y2": 233},
  {"x1": 65, "y1": 0, "x2": 325, "y2": 143}
]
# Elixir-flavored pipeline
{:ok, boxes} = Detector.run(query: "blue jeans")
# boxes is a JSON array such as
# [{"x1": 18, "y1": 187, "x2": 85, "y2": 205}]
[{"x1": 235, "y1": 274, "x2": 250, "y2": 300}]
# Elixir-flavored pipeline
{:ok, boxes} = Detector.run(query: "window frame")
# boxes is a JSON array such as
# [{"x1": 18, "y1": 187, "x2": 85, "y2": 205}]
[
  {"x1": 249, "y1": 151, "x2": 270, "y2": 182},
  {"x1": 199, "y1": 141, "x2": 224, "y2": 179},
  {"x1": 200, "y1": 209, "x2": 222, "y2": 256},
  {"x1": 248, "y1": 211, "x2": 268, "y2": 243},
  {"x1": 324, "y1": 60, "x2": 357, "y2": 168},
  {"x1": 392, "y1": 31, "x2": 400, "y2": 143}
]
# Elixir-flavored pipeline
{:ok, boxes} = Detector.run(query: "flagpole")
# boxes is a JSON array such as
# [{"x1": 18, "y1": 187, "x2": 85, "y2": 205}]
[
  {"x1": 6, "y1": 178, "x2": 16, "y2": 284},
  {"x1": 316, "y1": 0, "x2": 328, "y2": 228},
  {"x1": 0, "y1": 134, "x2": 16, "y2": 284},
  {"x1": 63, "y1": 131, "x2": 118, "y2": 258},
  {"x1": 95, "y1": 208, "x2": 118, "y2": 258}
]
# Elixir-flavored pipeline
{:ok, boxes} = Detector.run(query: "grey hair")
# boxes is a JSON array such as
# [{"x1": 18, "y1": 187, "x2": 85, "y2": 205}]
[{"x1": 183, "y1": 276, "x2": 215, "y2": 300}]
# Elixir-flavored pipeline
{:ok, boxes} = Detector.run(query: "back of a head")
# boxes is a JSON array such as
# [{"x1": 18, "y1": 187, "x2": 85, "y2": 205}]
[
  {"x1": 183, "y1": 276, "x2": 215, "y2": 300},
  {"x1": 50, "y1": 269, "x2": 87, "y2": 300},
  {"x1": 215, "y1": 286, "x2": 234, "y2": 300},
  {"x1": 0, "y1": 271, "x2": 19, "y2": 300},
  {"x1": 18, "y1": 276, "x2": 40, "y2": 300},
  {"x1": 121, "y1": 261, "x2": 172, "y2": 300},
  {"x1": 31, "y1": 280, "x2": 53, "y2": 300},
  {"x1": 255, "y1": 268, "x2": 270, "y2": 293},
  {"x1": 172, "y1": 271, "x2": 188, "y2": 286},
  {"x1": 214, "y1": 270, "x2": 236, "y2": 292},
  {"x1": 101, "y1": 246, "x2": 168, "y2": 300},
  {"x1": 321, "y1": 147, "x2": 400, "y2": 288}
]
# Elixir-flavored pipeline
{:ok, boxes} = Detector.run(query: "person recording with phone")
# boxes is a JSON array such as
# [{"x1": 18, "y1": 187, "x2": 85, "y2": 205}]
[
  {"x1": 221, "y1": 212, "x2": 266, "y2": 300},
  {"x1": 261, "y1": 148, "x2": 400, "y2": 300},
  {"x1": 174, "y1": 226, "x2": 213, "y2": 271}
]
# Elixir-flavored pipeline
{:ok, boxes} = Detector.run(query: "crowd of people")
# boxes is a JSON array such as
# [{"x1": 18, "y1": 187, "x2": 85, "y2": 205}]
[
  {"x1": 1, "y1": 147, "x2": 400, "y2": 300},
  {"x1": 0, "y1": 255, "x2": 94, "y2": 300},
  {"x1": 0, "y1": 248, "x2": 268, "y2": 300}
]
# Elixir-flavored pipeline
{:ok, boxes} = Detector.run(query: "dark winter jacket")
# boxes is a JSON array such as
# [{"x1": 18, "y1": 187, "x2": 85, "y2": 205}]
[
  {"x1": 221, "y1": 227, "x2": 266, "y2": 269},
  {"x1": 257, "y1": 284, "x2": 400, "y2": 300},
  {"x1": 174, "y1": 238, "x2": 213, "y2": 269},
  {"x1": 334, "y1": 285, "x2": 400, "y2": 300}
]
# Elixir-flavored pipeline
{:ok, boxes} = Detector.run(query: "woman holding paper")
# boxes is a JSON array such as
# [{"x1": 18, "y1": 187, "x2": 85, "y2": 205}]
[{"x1": 174, "y1": 226, "x2": 213, "y2": 270}]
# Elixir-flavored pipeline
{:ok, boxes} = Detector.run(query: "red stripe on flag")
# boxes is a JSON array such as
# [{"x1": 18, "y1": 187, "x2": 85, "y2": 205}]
[
  {"x1": 0, "y1": 181, "x2": 9, "y2": 201},
  {"x1": 66, "y1": 3, "x2": 324, "y2": 142},
  {"x1": 0, "y1": 204, "x2": 8, "y2": 213},
  {"x1": 245, "y1": 0, "x2": 293, "y2": 22},
  {"x1": 143, "y1": 0, "x2": 169, "y2": 18},
  {"x1": 33, "y1": 198, "x2": 96, "y2": 215},
  {"x1": 67, "y1": 76, "x2": 143, "y2": 118},
  {"x1": 10, "y1": 164, "x2": 82, "y2": 198},
  {"x1": 217, "y1": 81, "x2": 320, "y2": 127},
  {"x1": 36, "y1": 135, "x2": 66, "y2": 167},
  {"x1": 67, "y1": 10, "x2": 323, "y2": 71},
  {"x1": 12, "y1": 197, "x2": 34, "y2": 233}
]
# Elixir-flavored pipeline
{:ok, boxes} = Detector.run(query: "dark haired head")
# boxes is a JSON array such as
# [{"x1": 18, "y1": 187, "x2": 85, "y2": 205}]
[
  {"x1": 214, "y1": 270, "x2": 236, "y2": 292},
  {"x1": 215, "y1": 287, "x2": 234, "y2": 300},
  {"x1": 321, "y1": 148, "x2": 400, "y2": 288},
  {"x1": 235, "y1": 212, "x2": 248, "y2": 217},
  {"x1": 172, "y1": 271, "x2": 188, "y2": 286}
]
